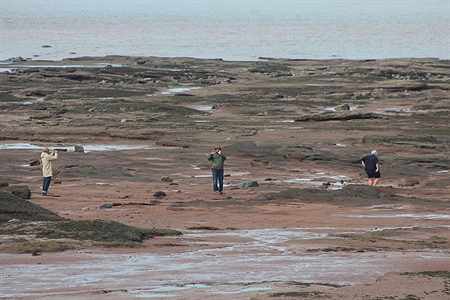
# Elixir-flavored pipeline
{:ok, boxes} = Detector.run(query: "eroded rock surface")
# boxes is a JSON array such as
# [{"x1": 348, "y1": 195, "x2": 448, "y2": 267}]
[{"x1": 1, "y1": 56, "x2": 449, "y2": 299}]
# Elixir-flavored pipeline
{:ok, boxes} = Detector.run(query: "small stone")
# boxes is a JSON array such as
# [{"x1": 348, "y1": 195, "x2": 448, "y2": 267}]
[
  {"x1": 98, "y1": 203, "x2": 113, "y2": 209},
  {"x1": 0, "y1": 181, "x2": 8, "y2": 188},
  {"x1": 29, "y1": 159, "x2": 40, "y2": 166},
  {"x1": 153, "y1": 191, "x2": 167, "y2": 198},
  {"x1": 161, "y1": 176, "x2": 173, "y2": 182},
  {"x1": 238, "y1": 181, "x2": 259, "y2": 189}
]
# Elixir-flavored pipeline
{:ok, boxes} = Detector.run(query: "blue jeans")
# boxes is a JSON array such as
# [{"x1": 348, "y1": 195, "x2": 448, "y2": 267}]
[
  {"x1": 212, "y1": 169, "x2": 224, "y2": 193},
  {"x1": 42, "y1": 176, "x2": 52, "y2": 194}
]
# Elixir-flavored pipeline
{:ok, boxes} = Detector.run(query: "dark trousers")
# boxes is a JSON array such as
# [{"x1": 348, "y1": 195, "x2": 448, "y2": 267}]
[
  {"x1": 42, "y1": 176, "x2": 52, "y2": 194},
  {"x1": 212, "y1": 169, "x2": 224, "y2": 192}
]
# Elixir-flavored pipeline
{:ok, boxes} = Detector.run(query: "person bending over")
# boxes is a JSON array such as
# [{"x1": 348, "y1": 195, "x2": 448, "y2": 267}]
[{"x1": 361, "y1": 150, "x2": 380, "y2": 186}]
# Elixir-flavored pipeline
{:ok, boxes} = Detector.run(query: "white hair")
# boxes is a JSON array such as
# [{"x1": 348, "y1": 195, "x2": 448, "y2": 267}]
[{"x1": 371, "y1": 150, "x2": 378, "y2": 155}]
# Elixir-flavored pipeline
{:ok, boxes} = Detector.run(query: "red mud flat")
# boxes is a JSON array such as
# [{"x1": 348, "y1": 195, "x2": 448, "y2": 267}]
[
  {"x1": 1, "y1": 57, "x2": 450, "y2": 299},
  {"x1": 1, "y1": 141, "x2": 449, "y2": 300}
]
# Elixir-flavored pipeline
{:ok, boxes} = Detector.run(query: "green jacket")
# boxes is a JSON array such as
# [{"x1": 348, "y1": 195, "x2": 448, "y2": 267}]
[{"x1": 208, "y1": 153, "x2": 226, "y2": 169}]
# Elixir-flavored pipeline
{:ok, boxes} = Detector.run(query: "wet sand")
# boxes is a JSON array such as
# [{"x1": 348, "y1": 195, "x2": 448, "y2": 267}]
[
  {"x1": 1, "y1": 142, "x2": 449, "y2": 299},
  {"x1": 0, "y1": 56, "x2": 449, "y2": 299}
]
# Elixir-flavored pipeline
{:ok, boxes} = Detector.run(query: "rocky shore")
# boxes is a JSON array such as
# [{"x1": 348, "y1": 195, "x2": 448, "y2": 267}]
[{"x1": 1, "y1": 56, "x2": 449, "y2": 299}]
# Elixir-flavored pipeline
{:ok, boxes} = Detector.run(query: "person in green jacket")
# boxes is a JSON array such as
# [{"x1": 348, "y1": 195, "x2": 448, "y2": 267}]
[{"x1": 208, "y1": 146, "x2": 227, "y2": 194}]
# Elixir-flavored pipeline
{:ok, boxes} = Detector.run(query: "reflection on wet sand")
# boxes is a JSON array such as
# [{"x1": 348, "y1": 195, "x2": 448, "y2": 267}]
[
  {"x1": 0, "y1": 142, "x2": 162, "y2": 152},
  {"x1": 1, "y1": 226, "x2": 448, "y2": 298}
]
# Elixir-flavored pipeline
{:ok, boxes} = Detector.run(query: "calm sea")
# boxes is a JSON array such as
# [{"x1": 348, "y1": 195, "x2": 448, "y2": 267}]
[{"x1": 1, "y1": 0, "x2": 449, "y2": 61}]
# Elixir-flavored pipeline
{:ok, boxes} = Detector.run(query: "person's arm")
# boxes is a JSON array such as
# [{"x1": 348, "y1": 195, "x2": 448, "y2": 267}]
[
  {"x1": 42, "y1": 152, "x2": 57, "y2": 161},
  {"x1": 48, "y1": 151, "x2": 58, "y2": 160},
  {"x1": 375, "y1": 163, "x2": 379, "y2": 172},
  {"x1": 215, "y1": 150, "x2": 226, "y2": 160}
]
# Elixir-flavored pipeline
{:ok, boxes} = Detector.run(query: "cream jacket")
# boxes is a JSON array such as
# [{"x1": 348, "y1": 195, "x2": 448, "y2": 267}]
[{"x1": 41, "y1": 152, "x2": 58, "y2": 177}]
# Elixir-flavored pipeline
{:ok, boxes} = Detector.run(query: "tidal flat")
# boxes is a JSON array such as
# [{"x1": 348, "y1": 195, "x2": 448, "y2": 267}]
[{"x1": 0, "y1": 56, "x2": 449, "y2": 299}]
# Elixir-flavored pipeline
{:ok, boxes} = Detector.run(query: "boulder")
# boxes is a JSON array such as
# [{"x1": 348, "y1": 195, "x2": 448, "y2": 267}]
[
  {"x1": 335, "y1": 103, "x2": 350, "y2": 111},
  {"x1": 161, "y1": 176, "x2": 173, "y2": 182},
  {"x1": 0, "y1": 185, "x2": 31, "y2": 199},
  {"x1": 238, "y1": 181, "x2": 259, "y2": 189},
  {"x1": 399, "y1": 180, "x2": 420, "y2": 187},
  {"x1": 153, "y1": 191, "x2": 167, "y2": 198},
  {"x1": 0, "y1": 190, "x2": 63, "y2": 222},
  {"x1": 74, "y1": 145, "x2": 85, "y2": 153},
  {"x1": 29, "y1": 159, "x2": 40, "y2": 166},
  {"x1": 98, "y1": 203, "x2": 113, "y2": 209}
]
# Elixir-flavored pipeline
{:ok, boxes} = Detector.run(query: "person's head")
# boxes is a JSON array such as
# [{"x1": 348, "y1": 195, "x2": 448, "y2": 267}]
[
  {"x1": 214, "y1": 146, "x2": 221, "y2": 153},
  {"x1": 43, "y1": 147, "x2": 50, "y2": 153},
  {"x1": 371, "y1": 150, "x2": 378, "y2": 156}
]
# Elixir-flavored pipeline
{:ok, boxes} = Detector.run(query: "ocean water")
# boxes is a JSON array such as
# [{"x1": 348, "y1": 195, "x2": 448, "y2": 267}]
[{"x1": 1, "y1": 0, "x2": 449, "y2": 62}]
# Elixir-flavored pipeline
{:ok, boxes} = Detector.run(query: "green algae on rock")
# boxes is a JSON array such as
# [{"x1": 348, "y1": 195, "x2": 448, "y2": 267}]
[{"x1": 0, "y1": 191, "x2": 182, "y2": 252}]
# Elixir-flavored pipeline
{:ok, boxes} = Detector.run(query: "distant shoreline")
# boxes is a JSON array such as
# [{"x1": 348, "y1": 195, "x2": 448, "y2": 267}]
[{"x1": 2, "y1": 54, "x2": 448, "y2": 66}]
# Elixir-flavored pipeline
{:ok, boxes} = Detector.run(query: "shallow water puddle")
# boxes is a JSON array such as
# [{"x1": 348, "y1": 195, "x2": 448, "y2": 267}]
[
  {"x1": 369, "y1": 204, "x2": 413, "y2": 210},
  {"x1": 0, "y1": 143, "x2": 44, "y2": 150},
  {"x1": 0, "y1": 142, "x2": 165, "y2": 152},
  {"x1": 161, "y1": 87, "x2": 201, "y2": 95},
  {"x1": 1, "y1": 63, "x2": 122, "y2": 70},
  {"x1": 324, "y1": 106, "x2": 358, "y2": 112},
  {"x1": 273, "y1": 119, "x2": 295, "y2": 123},
  {"x1": 285, "y1": 173, "x2": 347, "y2": 189},
  {"x1": 336, "y1": 213, "x2": 450, "y2": 220},
  {"x1": 380, "y1": 107, "x2": 412, "y2": 113},
  {"x1": 113, "y1": 284, "x2": 272, "y2": 298},
  {"x1": 196, "y1": 105, "x2": 214, "y2": 111},
  {"x1": 186, "y1": 228, "x2": 328, "y2": 252},
  {"x1": 0, "y1": 68, "x2": 15, "y2": 73},
  {"x1": 2, "y1": 227, "x2": 448, "y2": 298},
  {"x1": 1, "y1": 246, "x2": 447, "y2": 298}
]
